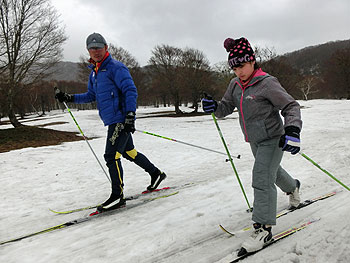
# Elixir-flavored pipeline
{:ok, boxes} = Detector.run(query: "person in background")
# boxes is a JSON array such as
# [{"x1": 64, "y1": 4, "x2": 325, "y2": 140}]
[
  {"x1": 202, "y1": 37, "x2": 302, "y2": 255},
  {"x1": 55, "y1": 32, "x2": 166, "y2": 212}
]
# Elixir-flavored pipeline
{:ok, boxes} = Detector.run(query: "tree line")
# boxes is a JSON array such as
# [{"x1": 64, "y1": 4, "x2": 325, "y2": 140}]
[{"x1": 1, "y1": 0, "x2": 349, "y2": 128}]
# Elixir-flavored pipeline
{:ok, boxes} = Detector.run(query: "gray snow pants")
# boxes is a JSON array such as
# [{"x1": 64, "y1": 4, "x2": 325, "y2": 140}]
[{"x1": 249, "y1": 137, "x2": 297, "y2": 225}]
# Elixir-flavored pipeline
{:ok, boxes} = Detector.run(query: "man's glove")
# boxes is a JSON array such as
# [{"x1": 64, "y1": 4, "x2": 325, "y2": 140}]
[
  {"x1": 201, "y1": 93, "x2": 217, "y2": 113},
  {"x1": 124, "y1": 111, "x2": 136, "y2": 133},
  {"x1": 55, "y1": 91, "x2": 74, "y2": 103},
  {"x1": 279, "y1": 126, "x2": 301, "y2": 155}
]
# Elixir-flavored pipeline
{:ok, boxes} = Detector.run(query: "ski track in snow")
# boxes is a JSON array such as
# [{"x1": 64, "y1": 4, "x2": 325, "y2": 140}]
[{"x1": 0, "y1": 100, "x2": 349, "y2": 263}]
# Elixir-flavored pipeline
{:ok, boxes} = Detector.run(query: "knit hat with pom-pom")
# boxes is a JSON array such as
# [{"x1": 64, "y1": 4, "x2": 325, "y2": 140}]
[{"x1": 223, "y1": 37, "x2": 255, "y2": 68}]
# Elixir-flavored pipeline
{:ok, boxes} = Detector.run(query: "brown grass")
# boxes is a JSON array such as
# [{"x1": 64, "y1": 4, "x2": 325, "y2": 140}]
[{"x1": 0, "y1": 125, "x2": 85, "y2": 153}]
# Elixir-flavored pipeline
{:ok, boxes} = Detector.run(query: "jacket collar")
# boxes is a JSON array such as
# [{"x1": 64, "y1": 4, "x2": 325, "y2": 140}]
[
  {"x1": 237, "y1": 68, "x2": 269, "y2": 89},
  {"x1": 88, "y1": 52, "x2": 111, "y2": 73}
]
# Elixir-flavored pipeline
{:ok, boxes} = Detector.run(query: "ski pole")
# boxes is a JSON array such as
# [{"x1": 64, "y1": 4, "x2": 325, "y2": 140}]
[
  {"x1": 54, "y1": 88, "x2": 111, "y2": 183},
  {"x1": 210, "y1": 113, "x2": 252, "y2": 211},
  {"x1": 135, "y1": 129, "x2": 241, "y2": 160},
  {"x1": 300, "y1": 152, "x2": 349, "y2": 191},
  {"x1": 63, "y1": 101, "x2": 111, "y2": 183}
]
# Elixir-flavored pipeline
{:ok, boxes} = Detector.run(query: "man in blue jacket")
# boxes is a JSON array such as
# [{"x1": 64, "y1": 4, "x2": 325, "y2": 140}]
[{"x1": 55, "y1": 33, "x2": 166, "y2": 212}]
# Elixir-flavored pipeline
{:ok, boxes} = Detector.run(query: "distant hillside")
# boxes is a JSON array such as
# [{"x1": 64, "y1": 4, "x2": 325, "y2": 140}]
[
  {"x1": 46, "y1": 39, "x2": 350, "y2": 81},
  {"x1": 45, "y1": 61, "x2": 80, "y2": 82},
  {"x1": 281, "y1": 39, "x2": 350, "y2": 74}
]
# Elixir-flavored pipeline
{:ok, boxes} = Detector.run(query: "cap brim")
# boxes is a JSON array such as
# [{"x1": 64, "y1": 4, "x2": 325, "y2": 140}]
[{"x1": 87, "y1": 43, "x2": 105, "y2": 49}]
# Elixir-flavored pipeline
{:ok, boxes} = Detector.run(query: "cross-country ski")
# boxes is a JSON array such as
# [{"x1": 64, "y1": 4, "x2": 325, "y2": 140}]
[
  {"x1": 225, "y1": 219, "x2": 320, "y2": 262},
  {"x1": 0, "y1": 191, "x2": 179, "y2": 246},
  {"x1": 219, "y1": 190, "x2": 337, "y2": 236},
  {"x1": 49, "y1": 186, "x2": 173, "y2": 214}
]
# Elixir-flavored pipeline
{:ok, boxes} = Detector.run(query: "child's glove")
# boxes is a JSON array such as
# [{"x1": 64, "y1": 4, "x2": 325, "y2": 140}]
[
  {"x1": 201, "y1": 93, "x2": 217, "y2": 113},
  {"x1": 279, "y1": 126, "x2": 301, "y2": 155}
]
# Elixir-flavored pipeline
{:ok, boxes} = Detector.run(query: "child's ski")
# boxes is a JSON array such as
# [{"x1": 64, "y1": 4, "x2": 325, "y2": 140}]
[
  {"x1": 219, "y1": 190, "x2": 336, "y2": 236},
  {"x1": 229, "y1": 219, "x2": 320, "y2": 262}
]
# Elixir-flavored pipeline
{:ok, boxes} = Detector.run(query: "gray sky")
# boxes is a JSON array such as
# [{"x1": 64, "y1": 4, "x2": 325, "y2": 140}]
[{"x1": 52, "y1": 0, "x2": 350, "y2": 66}]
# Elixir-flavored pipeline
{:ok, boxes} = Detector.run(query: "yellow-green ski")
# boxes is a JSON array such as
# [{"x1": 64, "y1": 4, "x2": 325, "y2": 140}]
[
  {"x1": 1, "y1": 191, "x2": 179, "y2": 246},
  {"x1": 220, "y1": 190, "x2": 337, "y2": 236},
  {"x1": 49, "y1": 205, "x2": 100, "y2": 214},
  {"x1": 231, "y1": 218, "x2": 320, "y2": 262}
]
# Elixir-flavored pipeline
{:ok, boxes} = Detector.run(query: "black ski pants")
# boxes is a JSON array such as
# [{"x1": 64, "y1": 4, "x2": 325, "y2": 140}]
[{"x1": 104, "y1": 123, "x2": 160, "y2": 196}]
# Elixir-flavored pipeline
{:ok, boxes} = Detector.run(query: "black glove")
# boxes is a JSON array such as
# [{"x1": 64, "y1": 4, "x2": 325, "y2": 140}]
[
  {"x1": 55, "y1": 91, "x2": 74, "y2": 103},
  {"x1": 124, "y1": 112, "x2": 136, "y2": 133},
  {"x1": 201, "y1": 93, "x2": 217, "y2": 113},
  {"x1": 279, "y1": 126, "x2": 301, "y2": 155}
]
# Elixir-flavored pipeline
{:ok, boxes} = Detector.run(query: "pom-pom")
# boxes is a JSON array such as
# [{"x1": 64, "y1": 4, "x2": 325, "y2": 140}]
[{"x1": 224, "y1": 38, "x2": 235, "y2": 52}]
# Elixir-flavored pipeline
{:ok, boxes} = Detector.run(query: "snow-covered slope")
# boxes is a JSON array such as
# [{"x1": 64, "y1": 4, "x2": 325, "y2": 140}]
[{"x1": 1, "y1": 100, "x2": 349, "y2": 263}]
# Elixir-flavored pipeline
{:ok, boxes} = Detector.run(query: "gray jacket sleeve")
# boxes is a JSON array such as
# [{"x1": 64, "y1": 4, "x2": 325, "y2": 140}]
[
  {"x1": 262, "y1": 77, "x2": 302, "y2": 130},
  {"x1": 215, "y1": 79, "x2": 237, "y2": 118}
]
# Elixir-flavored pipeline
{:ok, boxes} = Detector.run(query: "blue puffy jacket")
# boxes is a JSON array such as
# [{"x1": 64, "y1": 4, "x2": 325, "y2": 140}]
[{"x1": 74, "y1": 55, "x2": 138, "y2": 126}]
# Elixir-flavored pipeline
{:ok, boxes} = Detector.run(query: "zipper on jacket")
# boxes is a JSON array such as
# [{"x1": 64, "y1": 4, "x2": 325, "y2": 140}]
[
  {"x1": 94, "y1": 75, "x2": 99, "y2": 110},
  {"x1": 237, "y1": 78, "x2": 265, "y2": 142},
  {"x1": 236, "y1": 81, "x2": 249, "y2": 142}
]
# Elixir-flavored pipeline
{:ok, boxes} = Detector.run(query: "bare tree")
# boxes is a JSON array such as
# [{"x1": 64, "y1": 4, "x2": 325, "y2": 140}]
[
  {"x1": 254, "y1": 45, "x2": 277, "y2": 63},
  {"x1": 0, "y1": 0, "x2": 67, "y2": 127},
  {"x1": 149, "y1": 45, "x2": 183, "y2": 113},
  {"x1": 108, "y1": 43, "x2": 139, "y2": 69},
  {"x1": 180, "y1": 48, "x2": 212, "y2": 112},
  {"x1": 298, "y1": 75, "x2": 319, "y2": 100}
]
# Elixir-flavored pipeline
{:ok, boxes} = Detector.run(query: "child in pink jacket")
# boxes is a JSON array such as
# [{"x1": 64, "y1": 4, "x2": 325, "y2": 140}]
[{"x1": 202, "y1": 37, "x2": 302, "y2": 256}]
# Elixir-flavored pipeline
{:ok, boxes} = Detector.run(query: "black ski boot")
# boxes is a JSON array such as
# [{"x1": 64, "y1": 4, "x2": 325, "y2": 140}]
[
  {"x1": 97, "y1": 193, "x2": 126, "y2": 212},
  {"x1": 147, "y1": 171, "x2": 167, "y2": 191}
]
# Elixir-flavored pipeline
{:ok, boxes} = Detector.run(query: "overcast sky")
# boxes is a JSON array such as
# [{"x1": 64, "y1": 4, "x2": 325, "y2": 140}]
[{"x1": 51, "y1": 0, "x2": 350, "y2": 66}]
